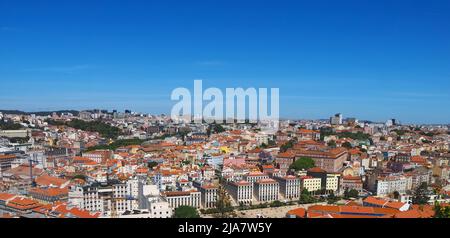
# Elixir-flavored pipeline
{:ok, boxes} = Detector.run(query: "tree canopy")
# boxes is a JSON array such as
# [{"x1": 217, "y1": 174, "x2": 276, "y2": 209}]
[
  {"x1": 86, "y1": 138, "x2": 146, "y2": 151},
  {"x1": 290, "y1": 157, "x2": 315, "y2": 171},
  {"x1": 342, "y1": 142, "x2": 353, "y2": 149},
  {"x1": 412, "y1": 182, "x2": 430, "y2": 205},
  {"x1": 47, "y1": 119, "x2": 121, "y2": 139},
  {"x1": 344, "y1": 188, "x2": 359, "y2": 199},
  {"x1": 298, "y1": 188, "x2": 316, "y2": 204},
  {"x1": 434, "y1": 202, "x2": 450, "y2": 218},
  {"x1": 0, "y1": 119, "x2": 23, "y2": 130},
  {"x1": 173, "y1": 206, "x2": 200, "y2": 218},
  {"x1": 280, "y1": 139, "x2": 296, "y2": 153},
  {"x1": 216, "y1": 185, "x2": 233, "y2": 218}
]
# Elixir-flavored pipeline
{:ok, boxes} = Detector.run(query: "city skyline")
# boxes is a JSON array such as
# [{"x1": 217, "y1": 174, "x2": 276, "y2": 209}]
[
  {"x1": 1, "y1": 0, "x2": 450, "y2": 124},
  {"x1": 1, "y1": 0, "x2": 450, "y2": 223}
]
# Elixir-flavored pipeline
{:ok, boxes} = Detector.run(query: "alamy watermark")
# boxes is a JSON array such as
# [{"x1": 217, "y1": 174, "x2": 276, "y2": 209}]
[{"x1": 170, "y1": 80, "x2": 279, "y2": 129}]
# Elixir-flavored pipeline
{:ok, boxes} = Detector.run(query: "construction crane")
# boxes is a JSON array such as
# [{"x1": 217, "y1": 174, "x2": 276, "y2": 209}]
[{"x1": 28, "y1": 156, "x2": 39, "y2": 187}]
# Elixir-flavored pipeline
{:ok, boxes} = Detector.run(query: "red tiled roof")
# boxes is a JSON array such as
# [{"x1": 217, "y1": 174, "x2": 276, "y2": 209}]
[
  {"x1": 35, "y1": 175, "x2": 68, "y2": 188},
  {"x1": 287, "y1": 208, "x2": 306, "y2": 218},
  {"x1": 0, "y1": 155, "x2": 16, "y2": 160},
  {"x1": 7, "y1": 197, "x2": 41, "y2": 211},
  {"x1": 0, "y1": 193, "x2": 16, "y2": 201},
  {"x1": 308, "y1": 167, "x2": 327, "y2": 173}
]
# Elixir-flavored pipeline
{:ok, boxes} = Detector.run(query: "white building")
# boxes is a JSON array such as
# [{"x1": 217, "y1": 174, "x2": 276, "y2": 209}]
[
  {"x1": 326, "y1": 174, "x2": 340, "y2": 193},
  {"x1": 244, "y1": 172, "x2": 269, "y2": 184},
  {"x1": 198, "y1": 185, "x2": 218, "y2": 209},
  {"x1": 253, "y1": 179, "x2": 279, "y2": 202},
  {"x1": 273, "y1": 176, "x2": 300, "y2": 200},
  {"x1": 376, "y1": 175, "x2": 412, "y2": 197},
  {"x1": 163, "y1": 191, "x2": 201, "y2": 209},
  {"x1": 68, "y1": 180, "x2": 140, "y2": 217},
  {"x1": 225, "y1": 181, "x2": 253, "y2": 205}
]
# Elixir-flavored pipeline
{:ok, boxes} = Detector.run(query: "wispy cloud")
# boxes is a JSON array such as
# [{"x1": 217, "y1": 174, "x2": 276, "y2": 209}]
[{"x1": 24, "y1": 65, "x2": 94, "y2": 74}]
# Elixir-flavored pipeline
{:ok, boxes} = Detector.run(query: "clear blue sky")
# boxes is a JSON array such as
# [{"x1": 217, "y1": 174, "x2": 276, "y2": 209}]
[{"x1": 1, "y1": 0, "x2": 449, "y2": 124}]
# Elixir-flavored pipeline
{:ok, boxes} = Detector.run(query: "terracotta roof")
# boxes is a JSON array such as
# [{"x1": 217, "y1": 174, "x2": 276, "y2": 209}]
[
  {"x1": 298, "y1": 129, "x2": 319, "y2": 134},
  {"x1": 363, "y1": 197, "x2": 408, "y2": 210},
  {"x1": 0, "y1": 154, "x2": 16, "y2": 160},
  {"x1": 234, "y1": 180, "x2": 251, "y2": 186},
  {"x1": 35, "y1": 175, "x2": 68, "y2": 188},
  {"x1": 7, "y1": 197, "x2": 41, "y2": 210},
  {"x1": 287, "y1": 208, "x2": 306, "y2": 218},
  {"x1": 256, "y1": 178, "x2": 277, "y2": 184},
  {"x1": 0, "y1": 193, "x2": 16, "y2": 201},
  {"x1": 308, "y1": 167, "x2": 327, "y2": 173},
  {"x1": 342, "y1": 176, "x2": 362, "y2": 181},
  {"x1": 29, "y1": 187, "x2": 69, "y2": 197},
  {"x1": 277, "y1": 151, "x2": 295, "y2": 158},
  {"x1": 411, "y1": 156, "x2": 427, "y2": 164},
  {"x1": 308, "y1": 205, "x2": 398, "y2": 218}
]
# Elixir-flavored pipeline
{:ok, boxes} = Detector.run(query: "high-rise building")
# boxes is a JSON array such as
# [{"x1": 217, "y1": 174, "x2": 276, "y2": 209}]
[{"x1": 330, "y1": 113, "x2": 343, "y2": 125}]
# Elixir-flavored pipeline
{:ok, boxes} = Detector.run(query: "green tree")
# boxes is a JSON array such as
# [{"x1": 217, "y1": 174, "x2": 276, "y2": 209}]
[
  {"x1": 280, "y1": 139, "x2": 296, "y2": 153},
  {"x1": 412, "y1": 182, "x2": 430, "y2": 205},
  {"x1": 344, "y1": 188, "x2": 359, "y2": 199},
  {"x1": 393, "y1": 191, "x2": 400, "y2": 200},
  {"x1": 47, "y1": 119, "x2": 121, "y2": 139},
  {"x1": 327, "y1": 140, "x2": 337, "y2": 148},
  {"x1": 147, "y1": 161, "x2": 159, "y2": 169},
  {"x1": 216, "y1": 185, "x2": 233, "y2": 218},
  {"x1": 0, "y1": 119, "x2": 23, "y2": 130},
  {"x1": 327, "y1": 191, "x2": 339, "y2": 204},
  {"x1": 299, "y1": 188, "x2": 316, "y2": 204},
  {"x1": 270, "y1": 200, "x2": 284, "y2": 207},
  {"x1": 342, "y1": 142, "x2": 353, "y2": 149},
  {"x1": 72, "y1": 174, "x2": 87, "y2": 181},
  {"x1": 207, "y1": 123, "x2": 225, "y2": 136},
  {"x1": 290, "y1": 157, "x2": 315, "y2": 171},
  {"x1": 434, "y1": 202, "x2": 450, "y2": 218},
  {"x1": 86, "y1": 138, "x2": 145, "y2": 151},
  {"x1": 173, "y1": 206, "x2": 200, "y2": 218}
]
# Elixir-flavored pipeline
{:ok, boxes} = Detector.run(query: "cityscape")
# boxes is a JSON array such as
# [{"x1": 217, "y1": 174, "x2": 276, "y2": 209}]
[
  {"x1": 1, "y1": 0, "x2": 450, "y2": 223},
  {"x1": 0, "y1": 109, "x2": 449, "y2": 218}
]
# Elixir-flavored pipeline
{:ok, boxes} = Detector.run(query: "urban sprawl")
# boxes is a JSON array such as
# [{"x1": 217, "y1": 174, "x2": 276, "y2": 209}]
[{"x1": 1, "y1": 110, "x2": 450, "y2": 218}]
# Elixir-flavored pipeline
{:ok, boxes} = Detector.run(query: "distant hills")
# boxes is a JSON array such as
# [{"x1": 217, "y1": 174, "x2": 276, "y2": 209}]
[{"x1": 0, "y1": 110, "x2": 80, "y2": 116}]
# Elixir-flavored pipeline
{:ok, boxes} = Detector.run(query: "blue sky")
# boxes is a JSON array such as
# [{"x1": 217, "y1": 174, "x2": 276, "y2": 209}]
[{"x1": 1, "y1": 0, "x2": 450, "y2": 124}]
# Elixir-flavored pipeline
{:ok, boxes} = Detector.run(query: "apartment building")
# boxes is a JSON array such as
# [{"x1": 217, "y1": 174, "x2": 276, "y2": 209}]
[
  {"x1": 163, "y1": 191, "x2": 201, "y2": 209},
  {"x1": 341, "y1": 176, "x2": 364, "y2": 192},
  {"x1": 68, "y1": 180, "x2": 139, "y2": 217},
  {"x1": 295, "y1": 147, "x2": 348, "y2": 173},
  {"x1": 244, "y1": 172, "x2": 269, "y2": 184},
  {"x1": 300, "y1": 176, "x2": 322, "y2": 193},
  {"x1": 224, "y1": 181, "x2": 253, "y2": 205},
  {"x1": 273, "y1": 175, "x2": 300, "y2": 200},
  {"x1": 376, "y1": 175, "x2": 412, "y2": 196},
  {"x1": 326, "y1": 174, "x2": 340, "y2": 193},
  {"x1": 197, "y1": 184, "x2": 218, "y2": 209},
  {"x1": 253, "y1": 179, "x2": 279, "y2": 202}
]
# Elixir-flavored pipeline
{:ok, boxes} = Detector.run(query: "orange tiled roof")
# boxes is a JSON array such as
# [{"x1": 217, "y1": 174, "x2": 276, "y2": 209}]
[
  {"x1": 0, "y1": 193, "x2": 16, "y2": 201},
  {"x1": 29, "y1": 187, "x2": 69, "y2": 197},
  {"x1": 7, "y1": 197, "x2": 41, "y2": 210},
  {"x1": 0, "y1": 154, "x2": 16, "y2": 160},
  {"x1": 308, "y1": 167, "x2": 327, "y2": 173},
  {"x1": 287, "y1": 208, "x2": 306, "y2": 218},
  {"x1": 35, "y1": 175, "x2": 68, "y2": 188}
]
